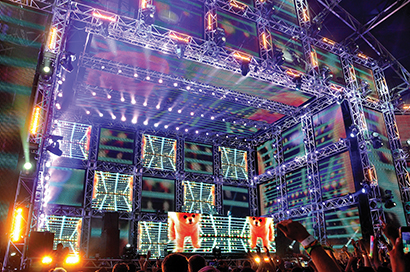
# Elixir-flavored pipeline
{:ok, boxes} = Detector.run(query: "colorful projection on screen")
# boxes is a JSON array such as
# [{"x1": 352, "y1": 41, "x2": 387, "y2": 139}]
[
  {"x1": 216, "y1": 9, "x2": 259, "y2": 57},
  {"x1": 139, "y1": 213, "x2": 275, "y2": 254},
  {"x1": 325, "y1": 206, "x2": 362, "y2": 249},
  {"x1": 52, "y1": 121, "x2": 92, "y2": 160},
  {"x1": 98, "y1": 128, "x2": 134, "y2": 164},
  {"x1": 256, "y1": 138, "x2": 278, "y2": 175},
  {"x1": 92, "y1": 171, "x2": 133, "y2": 212},
  {"x1": 312, "y1": 46, "x2": 345, "y2": 86},
  {"x1": 77, "y1": 0, "x2": 139, "y2": 17},
  {"x1": 286, "y1": 167, "x2": 310, "y2": 208},
  {"x1": 184, "y1": 142, "x2": 213, "y2": 175},
  {"x1": 259, "y1": 179, "x2": 280, "y2": 215},
  {"x1": 47, "y1": 167, "x2": 85, "y2": 207},
  {"x1": 354, "y1": 63, "x2": 378, "y2": 99},
  {"x1": 153, "y1": 0, "x2": 204, "y2": 38},
  {"x1": 141, "y1": 177, "x2": 175, "y2": 212},
  {"x1": 264, "y1": 0, "x2": 298, "y2": 26},
  {"x1": 41, "y1": 215, "x2": 82, "y2": 252},
  {"x1": 364, "y1": 108, "x2": 407, "y2": 227},
  {"x1": 282, "y1": 124, "x2": 305, "y2": 162},
  {"x1": 271, "y1": 30, "x2": 305, "y2": 73},
  {"x1": 313, "y1": 103, "x2": 346, "y2": 149},
  {"x1": 142, "y1": 134, "x2": 177, "y2": 171},
  {"x1": 219, "y1": 147, "x2": 248, "y2": 180},
  {"x1": 319, "y1": 152, "x2": 355, "y2": 200},
  {"x1": 223, "y1": 185, "x2": 249, "y2": 217},
  {"x1": 182, "y1": 181, "x2": 215, "y2": 214}
]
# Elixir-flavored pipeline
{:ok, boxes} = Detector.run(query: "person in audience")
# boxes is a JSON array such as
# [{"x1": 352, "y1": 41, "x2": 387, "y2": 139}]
[
  {"x1": 162, "y1": 253, "x2": 189, "y2": 272},
  {"x1": 189, "y1": 254, "x2": 207, "y2": 272},
  {"x1": 112, "y1": 262, "x2": 129, "y2": 272}
]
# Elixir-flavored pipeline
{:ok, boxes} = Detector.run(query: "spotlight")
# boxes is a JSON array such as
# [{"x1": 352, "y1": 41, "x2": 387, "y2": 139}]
[
  {"x1": 292, "y1": 75, "x2": 302, "y2": 91},
  {"x1": 60, "y1": 52, "x2": 76, "y2": 73},
  {"x1": 46, "y1": 135, "x2": 63, "y2": 156},
  {"x1": 212, "y1": 246, "x2": 222, "y2": 259},
  {"x1": 23, "y1": 161, "x2": 33, "y2": 170},
  {"x1": 272, "y1": 47, "x2": 285, "y2": 66},
  {"x1": 240, "y1": 59, "x2": 250, "y2": 76},
  {"x1": 215, "y1": 27, "x2": 226, "y2": 47},
  {"x1": 175, "y1": 43, "x2": 186, "y2": 59},
  {"x1": 359, "y1": 81, "x2": 371, "y2": 98},
  {"x1": 41, "y1": 255, "x2": 53, "y2": 265},
  {"x1": 65, "y1": 254, "x2": 80, "y2": 265},
  {"x1": 142, "y1": 5, "x2": 156, "y2": 25},
  {"x1": 321, "y1": 65, "x2": 333, "y2": 84},
  {"x1": 122, "y1": 244, "x2": 135, "y2": 259},
  {"x1": 382, "y1": 190, "x2": 396, "y2": 209},
  {"x1": 371, "y1": 132, "x2": 383, "y2": 149},
  {"x1": 349, "y1": 125, "x2": 359, "y2": 138}
]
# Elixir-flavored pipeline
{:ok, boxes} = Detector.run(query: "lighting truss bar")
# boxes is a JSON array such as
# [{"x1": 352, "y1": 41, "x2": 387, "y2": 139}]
[
  {"x1": 79, "y1": 54, "x2": 297, "y2": 116},
  {"x1": 7, "y1": 0, "x2": 54, "y2": 12}
]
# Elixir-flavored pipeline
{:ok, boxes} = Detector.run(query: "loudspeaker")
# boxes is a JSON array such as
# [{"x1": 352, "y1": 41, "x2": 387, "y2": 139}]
[
  {"x1": 275, "y1": 228, "x2": 300, "y2": 257},
  {"x1": 100, "y1": 228, "x2": 120, "y2": 258},
  {"x1": 27, "y1": 231, "x2": 54, "y2": 258},
  {"x1": 103, "y1": 212, "x2": 119, "y2": 230}
]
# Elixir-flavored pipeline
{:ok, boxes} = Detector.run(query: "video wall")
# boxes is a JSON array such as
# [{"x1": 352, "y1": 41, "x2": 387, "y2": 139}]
[
  {"x1": 259, "y1": 178, "x2": 280, "y2": 215},
  {"x1": 41, "y1": 215, "x2": 82, "y2": 252},
  {"x1": 142, "y1": 134, "x2": 177, "y2": 171},
  {"x1": 286, "y1": 167, "x2": 310, "y2": 209},
  {"x1": 141, "y1": 177, "x2": 175, "y2": 212},
  {"x1": 271, "y1": 30, "x2": 305, "y2": 73},
  {"x1": 313, "y1": 103, "x2": 346, "y2": 149},
  {"x1": 99, "y1": 128, "x2": 135, "y2": 164},
  {"x1": 219, "y1": 146, "x2": 248, "y2": 180},
  {"x1": 53, "y1": 121, "x2": 92, "y2": 160},
  {"x1": 354, "y1": 63, "x2": 378, "y2": 99},
  {"x1": 182, "y1": 181, "x2": 215, "y2": 214},
  {"x1": 138, "y1": 212, "x2": 275, "y2": 257},
  {"x1": 184, "y1": 142, "x2": 213, "y2": 175}
]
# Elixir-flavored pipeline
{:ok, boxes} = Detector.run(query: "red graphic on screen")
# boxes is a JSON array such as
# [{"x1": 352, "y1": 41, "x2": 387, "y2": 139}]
[
  {"x1": 248, "y1": 216, "x2": 274, "y2": 249},
  {"x1": 168, "y1": 212, "x2": 201, "y2": 252}
]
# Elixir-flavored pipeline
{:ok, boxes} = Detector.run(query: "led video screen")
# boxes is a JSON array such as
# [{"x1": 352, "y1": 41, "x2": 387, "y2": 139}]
[
  {"x1": 98, "y1": 128, "x2": 135, "y2": 164},
  {"x1": 256, "y1": 138, "x2": 277, "y2": 175},
  {"x1": 142, "y1": 134, "x2": 177, "y2": 171},
  {"x1": 313, "y1": 103, "x2": 346, "y2": 149},
  {"x1": 53, "y1": 121, "x2": 92, "y2": 160},
  {"x1": 286, "y1": 167, "x2": 310, "y2": 209},
  {"x1": 271, "y1": 30, "x2": 305, "y2": 72},
  {"x1": 259, "y1": 179, "x2": 280, "y2": 215},
  {"x1": 219, "y1": 146, "x2": 248, "y2": 180},
  {"x1": 325, "y1": 206, "x2": 362, "y2": 249},
  {"x1": 319, "y1": 152, "x2": 355, "y2": 201},
  {"x1": 139, "y1": 213, "x2": 275, "y2": 254},
  {"x1": 182, "y1": 181, "x2": 215, "y2": 214},
  {"x1": 395, "y1": 114, "x2": 410, "y2": 147},
  {"x1": 223, "y1": 185, "x2": 249, "y2": 217},
  {"x1": 265, "y1": 0, "x2": 298, "y2": 26},
  {"x1": 364, "y1": 108, "x2": 407, "y2": 227},
  {"x1": 312, "y1": 46, "x2": 345, "y2": 86},
  {"x1": 354, "y1": 63, "x2": 378, "y2": 99},
  {"x1": 216, "y1": 9, "x2": 259, "y2": 57},
  {"x1": 184, "y1": 142, "x2": 213, "y2": 175},
  {"x1": 282, "y1": 123, "x2": 305, "y2": 162},
  {"x1": 77, "y1": 0, "x2": 139, "y2": 17},
  {"x1": 47, "y1": 167, "x2": 85, "y2": 207},
  {"x1": 41, "y1": 215, "x2": 82, "y2": 252},
  {"x1": 92, "y1": 171, "x2": 133, "y2": 212},
  {"x1": 141, "y1": 177, "x2": 175, "y2": 212},
  {"x1": 153, "y1": 0, "x2": 204, "y2": 38}
]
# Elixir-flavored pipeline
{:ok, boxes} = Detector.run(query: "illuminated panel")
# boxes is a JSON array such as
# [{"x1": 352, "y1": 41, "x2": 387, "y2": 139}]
[
  {"x1": 265, "y1": 0, "x2": 298, "y2": 26},
  {"x1": 92, "y1": 171, "x2": 133, "y2": 212},
  {"x1": 138, "y1": 221, "x2": 169, "y2": 257},
  {"x1": 219, "y1": 147, "x2": 248, "y2": 180},
  {"x1": 41, "y1": 215, "x2": 82, "y2": 252},
  {"x1": 223, "y1": 185, "x2": 249, "y2": 217},
  {"x1": 153, "y1": 0, "x2": 204, "y2": 38},
  {"x1": 141, "y1": 177, "x2": 175, "y2": 212},
  {"x1": 99, "y1": 128, "x2": 135, "y2": 165},
  {"x1": 184, "y1": 142, "x2": 213, "y2": 175},
  {"x1": 319, "y1": 152, "x2": 355, "y2": 201},
  {"x1": 395, "y1": 115, "x2": 410, "y2": 175},
  {"x1": 271, "y1": 30, "x2": 305, "y2": 72},
  {"x1": 286, "y1": 167, "x2": 310, "y2": 208},
  {"x1": 77, "y1": 0, "x2": 138, "y2": 17},
  {"x1": 256, "y1": 138, "x2": 277, "y2": 175},
  {"x1": 312, "y1": 46, "x2": 345, "y2": 86},
  {"x1": 142, "y1": 134, "x2": 177, "y2": 171},
  {"x1": 282, "y1": 124, "x2": 305, "y2": 162},
  {"x1": 216, "y1": 9, "x2": 259, "y2": 57},
  {"x1": 313, "y1": 104, "x2": 346, "y2": 149},
  {"x1": 354, "y1": 63, "x2": 378, "y2": 99},
  {"x1": 182, "y1": 181, "x2": 215, "y2": 214},
  {"x1": 52, "y1": 121, "x2": 92, "y2": 160},
  {"x1": 47, "y1": 167, "x2": 85, "y2": 207},
  {"x1": 259, "y1": 179, "x2": 280, "y2": 215},
  {"x1": 325, "y1": 206, "x2": 362, "y2": 249},
  {"x1": 364, "y1": 108, "x2": 407, "y2": 226}
]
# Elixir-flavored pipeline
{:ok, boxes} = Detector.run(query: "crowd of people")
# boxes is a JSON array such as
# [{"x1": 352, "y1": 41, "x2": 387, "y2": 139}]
[{"x1": 51, "y1": 219, "x2": 409, "y2": 272}]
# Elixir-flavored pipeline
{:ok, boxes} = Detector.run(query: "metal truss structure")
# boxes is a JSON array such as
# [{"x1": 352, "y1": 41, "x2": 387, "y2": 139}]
[{"x1": 4, "y1": 0, "x2": 410, "y2": 269}]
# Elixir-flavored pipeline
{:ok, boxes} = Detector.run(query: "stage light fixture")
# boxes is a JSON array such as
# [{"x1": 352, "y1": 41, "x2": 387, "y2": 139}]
[
  {"x1": 65, "y1": 254, "x2": 80, "y2": 265},
  {"x1": 23, "y1": 161, "x2": 33, "y2": 170},
  {"x1": 215, "y1": 27, "x2": 226, "y2": 47},
  {"x1": 240, "y1": 58, "x2": 250, "y2": 76},
  {"x1": 60, "y1": 52, "x2": 76, "y2": 73},
  {"x1": 370, "y1": 132, "x2": 383, "y2": 149},
  {"x1": 321, "y1": 65, "x2": 333, "y2": 84},
  {"x1": 41, "y1": 255, "x2": 53, "y2": 265},
  {"x1": 360, "y1": 81, "x2": 371, "y2": 98},
  {"x1": 349, "y1": 125, "x2": 359, "y2": 138},
  {"x1": 272, "y1": 48, "x2": 285, "y2": 66},
  {"x1": 122, "y1": 244, "x2": 135, "y2": 260},
  {"x1": 175, "y1": 43, "x2": 186, "y2": 59},
  {"x1": 46, "y1": 135, "x2": 63, "y2": 156},
  {"x1": 292, "y1": 75, "x2": 302, "y2": 91},
  {"x1": 212, "y1": 246, "x2": 222, "y2": 259},
  {"x1": 142, "y1": 5, "x2": 156, "y2": 25}
]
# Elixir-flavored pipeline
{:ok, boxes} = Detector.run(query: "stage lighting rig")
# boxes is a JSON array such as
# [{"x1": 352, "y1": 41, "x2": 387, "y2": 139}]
[
  {"x1": 122, "y1": 244, "x2": 135, "y2": 260},
  {"x1": 320, "y1": 65, "x2": 333, "y2": 84},
  {"x1": 382, "y1": 190, "x2": 396, "y2": 209},
  {"x1": 60, "y1": 52, "x2": 76, "y2": 73},
  {"x1": 175, "y1": 43, "x2": 186, "y2": 59},
  {"x1": 348, "y1": 124, "x2": 359, "y2": 138},
  {"x1": 142, "y1": 4, "x2": 156, "y2": 25},
  {"x1": 215, "y1": 27, "x2": 226, "y2": 47},
  {"x1": 359, "y1": 81, "x2": 371, "y2": 98},
  {"x1": 212, "y1": 246, "x2": 222, "y2": 259},
  {"x1": 370, "y1": 132, "x2": 383, "y2": 149},
  {"x1": 240, "y1": 58, "x2": 250, "y2": 76},
  {"x1": 46, "y1": 135, "x2": 63, "y2": 156},
  {"x1": 40, "y1": 51, "x2": 56, "y2": 81},
  {"x1": 272, "y1": 47, "x2": 285, "y2": 67}
]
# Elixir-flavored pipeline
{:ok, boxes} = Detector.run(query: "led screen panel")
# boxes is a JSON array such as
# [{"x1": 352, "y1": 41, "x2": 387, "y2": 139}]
[
  {"x1": 286, "y1": 167, "x2": 310, "y2": 209},
  {"x1": 92, "y1": 171, "x2": 133, "y2": 212},
  {"x1": 98, "y1": 128, "x2": 134, "y2": 164},
  {"x1": 77, "y1": 0, "x2": 139, "y2": 17},
  {"x1": 364, "y1": 108, "x2": 407, "y2": 227},
  {"x1": 153, "y1": 0, "x2": 204, "y2": 39},
  {"x1": 313, "y1": 103, "x2": 346, "y2": 149},
  {"x1": 223, "y1": 185, "x2": 249, "y2": 217},
  {"x1": 141, "y1": 177, "x2": 175, "y2": 213},
  {"x1": 256, "y1": 138, "x2": 278, "y2": 175},
  {"x1": 142, "y1": 134, "x2": 177, "y2": 171},
  {"x1": 216, "y1": 9, "x2": 259, "y2": 57},
  {"x1": 53, "y1": 121, "x2": 92, "y2": 160},
  {"x1": 396, "y1": 115, "x2": 410, "y2": 176},
  {"x1": 184, "y1": 142, "x2": 213, "y2": 175},
  {"x1": 259, "y1": 179, "x2": 280, "y2": 215},
  {"x1": 319, "y1": 152, "x2": 355, "y2": 201},
  {"x1": 354, "y1": 63, "x2": 378, "y2": 99},
  {"x1": 282, "y1": 124, "x2": 305, "y2": 162},
  {"x1": 138, "y1": 221, "x2": 169, "y2": 257},
  {"x1": 312, "y1": 46, "x2": 345, "y2": 86},
  {"x1": 47, "y1": 167, "x2": 85, "y2": 207},
  {"x1": 219, "y1": 147, "x2": 248, "y2": 180},
  {"x1": 182, "y1": 181, "x2": 215, "y2": 214},
  {"x1": 41, "y1": 216, "x2": 82, "y2": 252},
  {"x1": 325, "y1": 206, "x2": 362, "y2": 249},
  {"x1": 264, "y1": 0, "x2": 298, "y2": 26},
  {"x1": 271, "y1": 30, "x2": 305, "y2": 72}
]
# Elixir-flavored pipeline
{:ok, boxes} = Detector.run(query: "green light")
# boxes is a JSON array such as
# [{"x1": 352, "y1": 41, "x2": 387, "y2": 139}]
[
  {"x1": 23, "y1": 162, "x2": 33, "y2": 170},
  {"x1": 42, "y1": 66, "x2": 51, "y2": 73}
]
